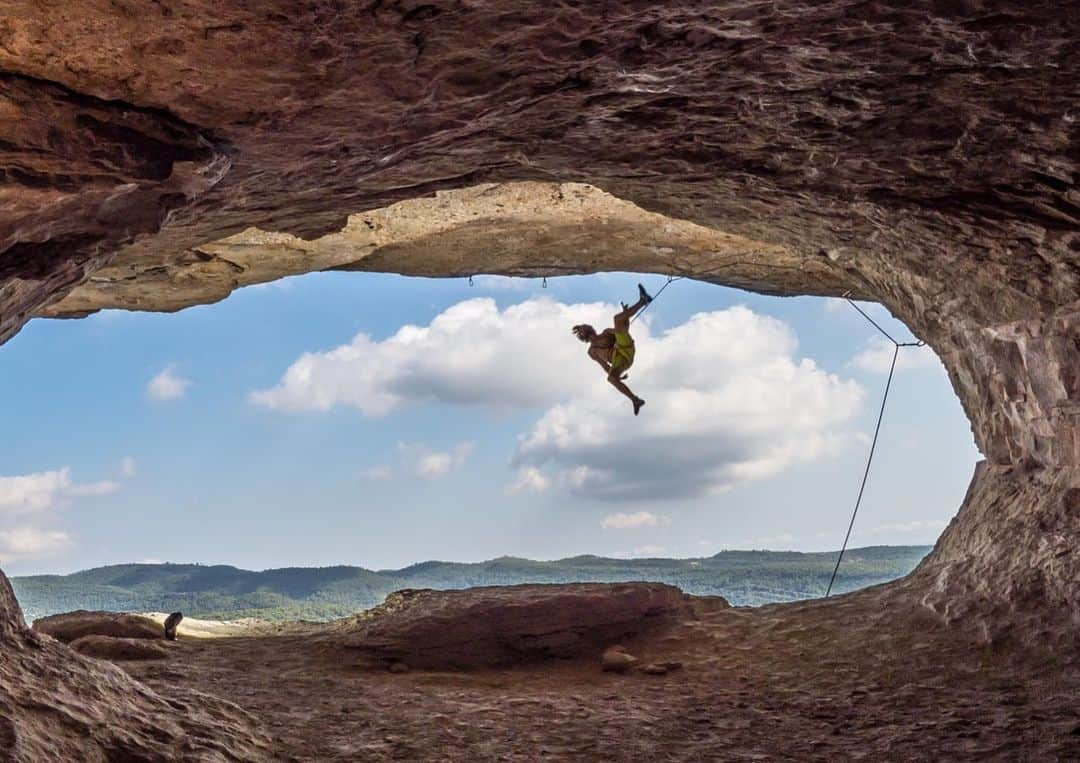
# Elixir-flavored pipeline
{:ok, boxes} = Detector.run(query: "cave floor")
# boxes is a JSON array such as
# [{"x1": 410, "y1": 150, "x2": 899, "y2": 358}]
[{"x1": 123, "y1": 593, "x2": 1078, "y2": 762}]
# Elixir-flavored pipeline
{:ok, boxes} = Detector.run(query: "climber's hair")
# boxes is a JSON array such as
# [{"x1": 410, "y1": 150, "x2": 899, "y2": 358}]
[{"x1": 572, "y1": 324, "x2": 596, "y2": 342}]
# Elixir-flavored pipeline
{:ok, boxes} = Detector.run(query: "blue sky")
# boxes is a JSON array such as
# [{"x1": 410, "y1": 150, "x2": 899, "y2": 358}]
[{"x1": 0, "y1": 271, "x2": 980, "y2": 575}]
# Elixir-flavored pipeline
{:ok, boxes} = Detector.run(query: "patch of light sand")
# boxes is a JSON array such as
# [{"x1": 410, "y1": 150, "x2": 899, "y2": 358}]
[{"x1": 140, "y1": 612, "x2": 273, "y2": 639}]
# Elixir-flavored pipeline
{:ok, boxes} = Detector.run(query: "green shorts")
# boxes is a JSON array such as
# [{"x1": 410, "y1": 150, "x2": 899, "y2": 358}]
[{"x1": 610, "y1": 331, "x2": 635, "y2": 373}]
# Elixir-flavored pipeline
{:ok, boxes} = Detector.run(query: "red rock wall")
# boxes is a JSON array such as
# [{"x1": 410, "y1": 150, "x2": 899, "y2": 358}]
[
  {"x1": 0, "y1": 0, "x2": 1076, "y2": 656},
  {"x1": 0, "y1": 572, "x2": 271, "y2": 760}
]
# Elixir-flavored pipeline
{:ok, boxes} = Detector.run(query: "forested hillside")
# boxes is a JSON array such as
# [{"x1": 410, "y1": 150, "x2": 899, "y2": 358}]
[{"x1": 12, "y1": 546, "x2": 930, "y2": 622}]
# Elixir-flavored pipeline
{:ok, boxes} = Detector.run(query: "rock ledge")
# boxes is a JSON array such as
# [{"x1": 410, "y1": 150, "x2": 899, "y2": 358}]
[{"x1": 346, "y1": 582, "x2": 693, "y2": 669}]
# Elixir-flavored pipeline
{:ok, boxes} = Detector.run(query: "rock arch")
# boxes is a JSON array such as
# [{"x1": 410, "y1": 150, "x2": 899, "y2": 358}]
[{"x1": 0, "y1": 0, "x2": 1076, "y2": 755}]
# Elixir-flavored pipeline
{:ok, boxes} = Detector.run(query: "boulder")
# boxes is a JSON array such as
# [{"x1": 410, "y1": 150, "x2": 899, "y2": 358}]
[
  {"x1": 346, "y1": 583, "x2": 690, "y2": 670},
  {"x1": 32, "y1": 610, "x2": 163, "y2": 643},
  {"x1": 69, "y1": 635, "x2": 170, "y2": 661},
  {"x1": 163, "y1": 611, "x2": 184, "y2": 641},
  {"x1": 0, "y1": 572, "x2": 271, "y2": 760},
  {"x1": 601, "y1": 646, "x2": 639, "y2": 673}
]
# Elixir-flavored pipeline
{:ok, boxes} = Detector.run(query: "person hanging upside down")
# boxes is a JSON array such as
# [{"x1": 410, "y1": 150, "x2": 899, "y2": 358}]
[{"x1": 572, "y1": 283, "x2": 653, "y2": 415}]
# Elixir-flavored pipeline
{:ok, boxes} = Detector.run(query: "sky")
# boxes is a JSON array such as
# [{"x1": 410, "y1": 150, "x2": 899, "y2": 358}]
[{"x1": 0, "y1": 271, "x2": 981, "y2": 575}]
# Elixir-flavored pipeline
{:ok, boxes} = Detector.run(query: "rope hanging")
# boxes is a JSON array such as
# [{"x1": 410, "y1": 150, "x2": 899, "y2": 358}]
[
  {"x1": 825, "y1": 293, "x2": 925, "y2": 597},
  {"x1": 631, "y1": 275, "x2": 684, "y2": 324}
]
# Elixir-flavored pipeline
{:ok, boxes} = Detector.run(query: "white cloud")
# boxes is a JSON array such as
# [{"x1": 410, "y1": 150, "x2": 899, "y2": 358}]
[
  {"x1": 865, "y1": 519, "x2": 947, "y2": 536},
  {"x1": 358, "y1": 465, "x2": 393, "y2": 480},
  {"x1": 147, "y1": 365, "x2": 191, "y2": 401},
  {"x1": 0, "y1": 465, "x2": 134, "y2": 564},
  {"x1": 0, "y1": 527, "x2": 73, "y2": 561},
  {"x1": 255, "y1": 298, "x2": 864, "y2": 502},
  {"x1": 0, "y1": 468, "x2": 74, "y2": 514},
  {"x1": 0, "y1": 467, "x2": 131, "y2": 515},
  {"x1": 849, "y1": 338, "x2": 938, "y2": 374},
  {"x1": 505, "y1": 467, "x2": 551, "y2": 495},
  {"x1": 400, "y1": 441, "x2": 473, "y2": 479},
  {"x1": 120, "y1": 456, "x2": 137, "y2": 478},
  {"x1": 140, "y1": 557, "x2": 164, "y2": 564},
  {"x1": 250, "y1": 297, "x2": 615, "y2": 414},
  {"x1": 513, "y1": 305, "x2": 864, "y2": 501},
  {"x1": 66, "y1": 480, "x2": 120, "y2": 497},
  {"x1": 600, "y1": 511, "x2": 670, "y2": 530}
]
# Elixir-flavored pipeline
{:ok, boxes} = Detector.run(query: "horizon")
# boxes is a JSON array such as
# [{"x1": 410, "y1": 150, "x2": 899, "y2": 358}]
[
  {"x1": 1, "y1": 271, "x2": 978, "y2": 576},
  {"x1": 12, "y1": 542, "x2": 934, "y2": 579}
]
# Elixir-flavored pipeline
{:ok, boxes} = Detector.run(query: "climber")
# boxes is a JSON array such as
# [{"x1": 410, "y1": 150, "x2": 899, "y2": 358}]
[{"x1": 572, "y1": 283, "x2": 652, "y2": 415}]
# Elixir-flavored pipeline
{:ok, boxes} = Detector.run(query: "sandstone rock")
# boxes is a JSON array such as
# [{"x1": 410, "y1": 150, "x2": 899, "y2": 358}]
[
  {"x1": 346, "y1": 583, "x2": 689, "y2": 670},
  {"x1": 387, "y1": 662, "x2": 410, "y2": 674},
  {"x1": 602, "y1": 647, "x2": 639, "y2": 673},
  {"x1": 0, "y1": 1, "x2": 1077, "y2": 746},
  {"x1": 164, "y1": 611, "x2": 184, "y2": 641},
  {"x1": 0, "y1": 572, "x2": 271, "y2": 760},
  {"x1": 69, "y1": 635, "x2": 170, "y2": 661},
  {"x1": 0, "y1": 1, "x2": 1074, "y2": 646},
  {"x1": 33, "y1": 610, "x2": 164, "y2": 643}
]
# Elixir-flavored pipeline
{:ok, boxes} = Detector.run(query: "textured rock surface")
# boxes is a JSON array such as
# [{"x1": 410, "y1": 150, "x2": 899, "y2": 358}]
[
  {"x1": 42, "y1": 181, "x2": 828, "y2": 315},
  {"x1": 345, "y1": 583, "x2": 691, "y2": 669},
  {"x1": 33, "y1": 610, "x2": 164, "y2": 642},
  {"x1": 69, "y1": 634, "x2": 171, "y2": 661},
  {"x1": 115, "y1": 588, "x2": 1079, "y2": 761},
  {"x1": 899, "y1": 462, "x2": 1080, "y2": 647},
  {"x1": 0, "y1": 572, "x2": 270, "y2": 761},
  {"x1": 0, "y1": 0, "x2": 1078, "y2": 751}
]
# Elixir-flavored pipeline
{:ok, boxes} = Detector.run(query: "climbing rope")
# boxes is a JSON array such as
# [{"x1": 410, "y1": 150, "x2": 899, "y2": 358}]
[
  {"x1": 630, "y1": 275, "x2": 684, "y2": 325},
  {"x1": 825, "y1": 293, "x2": 925, "y2": 597}
]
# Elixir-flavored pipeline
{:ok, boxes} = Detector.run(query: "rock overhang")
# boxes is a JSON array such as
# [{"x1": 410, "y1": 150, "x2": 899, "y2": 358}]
[
  {"x1": 0, "y1": 2, "x2": 1078, "y2": 757},
  {"x1": 0, "y1": 0, "x2": 1076, "y2": 651}
]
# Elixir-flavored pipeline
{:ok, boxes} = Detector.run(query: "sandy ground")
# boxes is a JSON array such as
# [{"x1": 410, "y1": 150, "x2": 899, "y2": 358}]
[{"x1": 123, "y1": 591, "x2": 1079, "y2": 762}]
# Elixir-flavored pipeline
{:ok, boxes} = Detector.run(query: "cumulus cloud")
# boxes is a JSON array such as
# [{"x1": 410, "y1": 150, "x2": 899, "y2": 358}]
[
  {"x1": 848, "y1": 338, "x2": 938, "y2": 374},
  {"x1": 600, "y1": 511, "x2": 670, "y2": 530},
  {"x1": 0, "y1": 469, "x2": 76, "y2": 515},
  {"x1": 250, "y1": 298, "x2": 615, "y2": 414},
  {"x1": 0, "y1": 467, "x2": 127, "y2": 516},
  {"x1": 255, "y1": 298, "x2": 864, "y2": 502},
  {"x1": 147, "y1": 365, "x2": 192, "y2": 401},
  {"x1": 400, "y1": 442, "x2": 473, "y2": 479},
  {"x1": 0, "y1": 465, "x2": 133, "y2": 564},
  {"x1": 0, "y1": 528, "x2": 73, "y2": 560},
  {"x1": 505, "y1": 467, "x2": 551, "y2": 495},
  {"x1": 66, "y1": 480, "x2": 121, "y2": 497},
  {"x1": 513, "y1": 306, "x2": 864, "y2": 501}
]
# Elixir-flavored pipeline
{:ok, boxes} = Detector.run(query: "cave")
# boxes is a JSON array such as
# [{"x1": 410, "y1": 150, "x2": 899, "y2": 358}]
[{"x1": 0, "y1": 0, "x2": 1076, "y2": 759}]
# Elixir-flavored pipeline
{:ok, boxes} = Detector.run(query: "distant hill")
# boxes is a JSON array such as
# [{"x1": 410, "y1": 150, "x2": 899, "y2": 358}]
[{"x1": 11, "y1": 546, "x2": 931, "y2": 623}]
